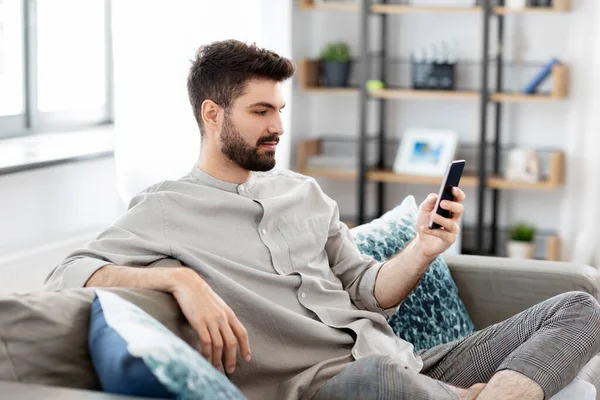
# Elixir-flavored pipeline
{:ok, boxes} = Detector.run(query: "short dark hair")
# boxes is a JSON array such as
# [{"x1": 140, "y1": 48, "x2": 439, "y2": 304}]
[{"x1": 187, "y1": 39, "x2": 296, "y2": 135}]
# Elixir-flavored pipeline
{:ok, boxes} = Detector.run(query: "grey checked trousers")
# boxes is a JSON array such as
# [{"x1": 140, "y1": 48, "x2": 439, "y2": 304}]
[{"x1": 312, "y1": 291, "x2": 600, "y2": 400}]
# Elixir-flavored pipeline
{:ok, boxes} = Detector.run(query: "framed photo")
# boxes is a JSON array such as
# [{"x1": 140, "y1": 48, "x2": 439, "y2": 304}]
[
  {"x1": 505, "y1": 148, "x2": 540, "y2": 183},
  {"x1": 393, "y1": 128, "x2": 459, "y2": 177}
]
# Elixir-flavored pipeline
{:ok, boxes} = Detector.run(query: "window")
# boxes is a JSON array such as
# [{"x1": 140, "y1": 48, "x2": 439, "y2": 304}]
[
  {"x1": 0, "y1": 0, "x2": 113, "y2": 139},
  {"x1": 0, "y1": 1, "x2": 24, "y2": 121}
]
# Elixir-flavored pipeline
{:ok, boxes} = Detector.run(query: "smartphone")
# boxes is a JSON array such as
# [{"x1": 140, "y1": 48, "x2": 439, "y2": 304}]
[{"x1": 429, "y1": 160, "x2": 466, "y2": 229}]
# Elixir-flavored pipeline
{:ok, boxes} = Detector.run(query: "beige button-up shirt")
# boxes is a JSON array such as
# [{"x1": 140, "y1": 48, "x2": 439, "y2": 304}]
[{"x1": 45, "y1": 166, "x2": 423, "y2": 400}]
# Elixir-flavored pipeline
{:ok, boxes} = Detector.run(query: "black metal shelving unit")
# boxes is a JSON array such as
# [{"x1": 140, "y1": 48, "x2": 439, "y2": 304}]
[
  {"x1": 354, "y1": 0, "x2": 566, "y2": 257},
  {"x1": 297, "y1": 0, "x2": 569, "y2": 259}
]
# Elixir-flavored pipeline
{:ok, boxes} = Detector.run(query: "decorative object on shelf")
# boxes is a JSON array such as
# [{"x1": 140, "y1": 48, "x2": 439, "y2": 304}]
[
  {"x1": 366, "y1": 79, "x2": 385, "y2": 93},
  {"x1": 523, "y1": 58, "x2": 561, "y2": 94},
  {"x1": 319, "y1": 42, "x2": 352, "y2": 87},
  {"x1": 411, "y1": 42, "x2": 457, "y2": 91},
  {"x1": 505, "y1": 148, "x2": 540, "y2": 183},
  {"x1": 530, "y1": 0, "x2": 553, "y2": 6},
  {"x1": 393, "y1": 128, "x2": 458, "y2": 177},
  {"x1": 506, "y1": 0, "x2": 527, "y2": 9},
  {"x1": 507, "y1": 223, "x2": 536, "y2": 259}
]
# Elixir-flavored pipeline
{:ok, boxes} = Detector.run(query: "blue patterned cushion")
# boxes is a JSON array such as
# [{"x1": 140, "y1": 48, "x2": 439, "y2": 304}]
[
  {"x1": 350, "y1": 195, "x2": 475, "y2": 351},
  {"x1": 89, "y1": 290, "x2": 246, "y2": 400}
]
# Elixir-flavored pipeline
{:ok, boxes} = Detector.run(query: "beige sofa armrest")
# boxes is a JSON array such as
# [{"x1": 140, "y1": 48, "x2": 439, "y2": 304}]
[{"x1": 443, "y1": 254, "x2": 599, "y2": 330}]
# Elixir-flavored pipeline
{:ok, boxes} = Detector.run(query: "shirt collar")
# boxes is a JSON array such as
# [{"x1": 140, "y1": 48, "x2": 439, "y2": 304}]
[{"x1": 190, "y1": 164, "x2": 255, "y2": 193}]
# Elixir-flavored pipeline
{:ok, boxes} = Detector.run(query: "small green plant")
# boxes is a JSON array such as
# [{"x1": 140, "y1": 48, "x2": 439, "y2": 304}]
[
  {"x1": 510, "y1": 223, "x2": 536, "y2": 242},
  {"x1": 320, "y1": 42, "x2": 352, "y2": 62}
]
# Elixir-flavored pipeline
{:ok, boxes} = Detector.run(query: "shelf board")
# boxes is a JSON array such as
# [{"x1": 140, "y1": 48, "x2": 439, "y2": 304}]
[
  {"x1": 370, "y1": 4, "x2": 480, "y2": 14},
  {"x1": 367, "y1": 170, "x2": 479, "y2": 187},
  {"x1": 302, "y1": 88, "x2": 566, "y2": 102},
  {"x1": 302, "y1": 167, "x2": 479, "y2": 187},
  {"x1": 490, "y1": 93, "x2": 565, "y2": 102},
  {"x1": 301, "y1": 167, "x2": 357, "y2": 180},
  {"x1": 303, "y1": 88, "x2": 565, "y2": 102},
  {"x1": 369, "y1": 88, "x2": 479, "y2": 101},
  {"x1": 494, "y1": 4, "x2": 570, "y2": 14},
  {"x1": 302, "y1": 86, "x2": 359, "y2": 95},
  {"x1": 301, "y1": 168, "x2": 563, "y2": 191},
  {"x1": 487, "y1": 177, "x2": 563, "y2": 190},
  {"x1": 300, "y1": 1, "x2": 570, "y2": 14},
  {"x1": 300, "y1": 0, "x2": 359, "y2": 11}
]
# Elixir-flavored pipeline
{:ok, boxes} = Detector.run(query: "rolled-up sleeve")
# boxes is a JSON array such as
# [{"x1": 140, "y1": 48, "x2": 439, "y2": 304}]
[
  {"x1": 325, "y1": 203, "x2": 400, "y2": 318},
  {"x1": 44, "y1": 188, "x2": 171, "y2": 291}
]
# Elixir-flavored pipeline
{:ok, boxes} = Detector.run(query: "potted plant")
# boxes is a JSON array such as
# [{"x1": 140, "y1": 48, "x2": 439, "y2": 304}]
[
  {"x1": 319, "y1": 42, "x2": 352, "y2": 87},
  {"x1": 507, "y1": 223, "x2": 536, "y2": 259}
]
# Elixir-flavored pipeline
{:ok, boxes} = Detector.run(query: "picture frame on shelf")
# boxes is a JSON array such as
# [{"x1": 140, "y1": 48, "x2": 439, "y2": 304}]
[
  {"x1": 393, "y1": 128, "x2": 459, "y2": 177},
  {"x1": 505, "y1": 148, "x2": 540, "y2": 183}
]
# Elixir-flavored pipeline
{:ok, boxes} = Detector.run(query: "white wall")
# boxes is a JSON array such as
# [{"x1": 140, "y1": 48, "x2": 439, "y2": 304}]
[
  {"x1": 291, "y1": 2, "x2": 587, "y2": 258},
  {"x1": 0, "y1": 157, "x2": 124, "y2": 293},
  {"x1": 112, "y1": 0, "x2": 293, "y2": 203},
  {"x1": 0, "y1": 0, "x2": 295, "y2": 294}
]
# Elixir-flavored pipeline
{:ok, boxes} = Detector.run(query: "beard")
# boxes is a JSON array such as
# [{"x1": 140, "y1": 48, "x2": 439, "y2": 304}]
[{"x1": 220, "y1": 115, "x2": 278, "y2": 172}]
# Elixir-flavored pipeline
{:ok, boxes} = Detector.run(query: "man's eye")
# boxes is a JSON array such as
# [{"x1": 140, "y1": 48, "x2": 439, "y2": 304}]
[{"x1": 255, "y1": 110, "x2": 267, "y2": 116}]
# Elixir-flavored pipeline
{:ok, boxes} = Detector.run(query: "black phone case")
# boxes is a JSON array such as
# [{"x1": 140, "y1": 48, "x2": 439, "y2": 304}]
[{"x1": 430, "y1": 161, "x2": 465, "y2": 229}]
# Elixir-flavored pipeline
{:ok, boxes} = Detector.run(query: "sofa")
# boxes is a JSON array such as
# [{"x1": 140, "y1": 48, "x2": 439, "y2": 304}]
[{"x1": 1, "y1": 254, "x2": 600, "y2": 399}]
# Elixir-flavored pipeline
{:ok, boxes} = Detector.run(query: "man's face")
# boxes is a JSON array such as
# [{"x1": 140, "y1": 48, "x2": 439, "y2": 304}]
[{"x1": 219, "y1": 79, "x2": 285, "y2": 172}]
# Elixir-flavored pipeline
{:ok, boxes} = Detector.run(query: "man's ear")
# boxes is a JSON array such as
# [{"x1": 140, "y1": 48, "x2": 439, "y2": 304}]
[{"x1": 200, "y1": 100, "x2": 222, "y2": 131}]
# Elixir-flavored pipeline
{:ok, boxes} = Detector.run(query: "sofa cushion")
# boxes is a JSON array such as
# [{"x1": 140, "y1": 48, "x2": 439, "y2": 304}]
[
  {"x1": 89, "y1": 290, "x2": 245, "y2": 399},
  {"x1": 350, "y1": 195, "x2": 475, "y2": 351},
  {"x1": 88, "y1": 294, "x2": 173, "y2": 398},
  {"x1": 0, "y1": 287, "x2": 198, "y2": 390}
]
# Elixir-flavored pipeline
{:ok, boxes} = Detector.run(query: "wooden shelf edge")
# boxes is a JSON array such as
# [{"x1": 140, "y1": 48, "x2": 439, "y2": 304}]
[
  {"x1": 302, "y1": 167, "x2": 358, "y2": 180},
  {"x1": 545, "y1": 236, "x2": 561, "y2": 261},
  {"x1": 301, "y1": 168, "x2": 564, "y2": 190},
  {"x1": 494, "y1": 7, "x2": 570, "y2": 14},
  {"x1": 301, "y1": 2, "x2": 359, "y2": 11},
  {"x1": 487, "y1": 177, "x2": 563, "y2": 190},
  {"x1": 370, "y1": 4, "x2": 480, "y2": 14},
  {"x1": 370, "y1": 89, "x2": 479, "y2": 100},
  {"x1": 300, "y1": 1, "x2": 570, "y2": 14},
  {"x1": 302, "y1": 87, "x2": 359, "y2": 95},
  {"x1": 490, "y1": 93, "x2": 566, "y2": 103}
]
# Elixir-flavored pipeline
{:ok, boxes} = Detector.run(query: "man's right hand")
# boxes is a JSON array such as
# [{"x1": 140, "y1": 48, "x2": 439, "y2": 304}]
[{"x1": 171, "y1": 268, "x2": 251, "y2": 374}]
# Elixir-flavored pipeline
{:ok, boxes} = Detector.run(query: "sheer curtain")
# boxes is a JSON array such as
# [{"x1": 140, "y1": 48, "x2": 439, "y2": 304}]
[
  {"x1": 559, "y1": 0, "x2": 600, "y2": 266},
  {"x1": 111, "y1": 0, "x2": 293, "y2": 204}
]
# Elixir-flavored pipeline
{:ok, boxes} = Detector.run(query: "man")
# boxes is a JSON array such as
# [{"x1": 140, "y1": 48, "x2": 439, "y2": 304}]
[{"x1": 45, "y1": 40, "x2": 600, "y2": 400}]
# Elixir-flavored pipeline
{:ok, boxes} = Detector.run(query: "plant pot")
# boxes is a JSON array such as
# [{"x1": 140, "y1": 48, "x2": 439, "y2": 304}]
[
  {"x1": 505, "y1": 0, "x2": 527, "y2": 9},
  {"x1": 320, "y1": 60, "x2": 351, "y2": 87},
  {"x1": 506, "y1": 240, "x2": 535, "y2": 259}
]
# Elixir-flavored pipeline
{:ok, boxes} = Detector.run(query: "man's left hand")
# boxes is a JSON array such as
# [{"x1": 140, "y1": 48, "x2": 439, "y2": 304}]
[{"x1": 415, "y1": 187, "x2": 466, "y2": 260}]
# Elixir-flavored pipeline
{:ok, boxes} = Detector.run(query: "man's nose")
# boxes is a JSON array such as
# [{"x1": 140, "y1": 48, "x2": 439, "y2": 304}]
[{"x1": 268, "y1": 115, "x2": 284, "y2": 136}]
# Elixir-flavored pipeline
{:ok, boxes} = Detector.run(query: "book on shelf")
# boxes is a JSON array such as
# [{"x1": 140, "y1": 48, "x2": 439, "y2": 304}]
[{"x1": 523, "y1": 58, "x2": 561, "y2": 94}]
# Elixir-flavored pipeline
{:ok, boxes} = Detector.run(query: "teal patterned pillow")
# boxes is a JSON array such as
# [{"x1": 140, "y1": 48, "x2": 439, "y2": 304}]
[
  {"x1": 350, "y1": 195, "x2": 474, "y2": 351},
  {"x1": 89, "y1": 290, "x2": 246, "y2": 399}
]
